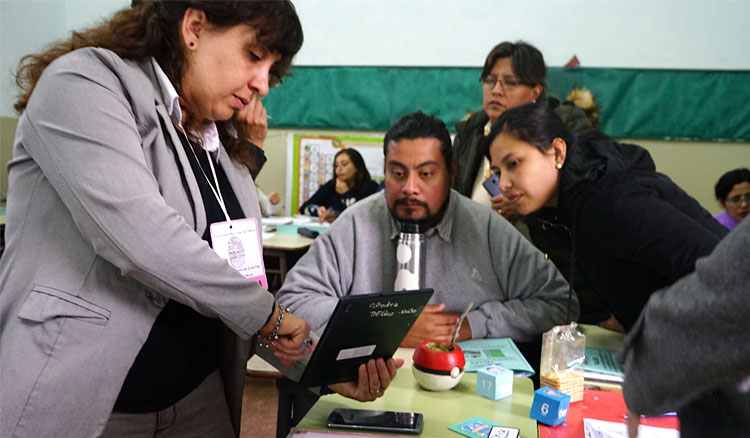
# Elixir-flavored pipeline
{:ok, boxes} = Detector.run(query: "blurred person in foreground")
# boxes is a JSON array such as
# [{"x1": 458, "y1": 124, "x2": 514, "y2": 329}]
[{"x1": 622, "y1": 218, "x2": 750, "y2": 437}]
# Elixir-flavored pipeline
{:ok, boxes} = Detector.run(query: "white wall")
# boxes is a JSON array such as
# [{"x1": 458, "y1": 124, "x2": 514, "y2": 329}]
[
  {"x1": 3, "y1": 0, "x2": 750, "y2": 117},
  {"x1": 1, "y1": 0, "x2": 127, "y2": 117},
  {"x1": 293, "y1": 0, "x2": 750, "y2": 69}
]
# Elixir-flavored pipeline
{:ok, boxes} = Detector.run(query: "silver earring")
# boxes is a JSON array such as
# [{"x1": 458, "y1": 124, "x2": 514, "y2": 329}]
[{"x1": 556, "y1": 163, "x2": 563, "y2": 170}]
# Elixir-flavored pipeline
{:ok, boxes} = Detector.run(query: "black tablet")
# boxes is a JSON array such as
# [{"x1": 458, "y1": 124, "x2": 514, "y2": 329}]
[{"x1": 297, "y1": 289, "x2": 433, "y2": 387}]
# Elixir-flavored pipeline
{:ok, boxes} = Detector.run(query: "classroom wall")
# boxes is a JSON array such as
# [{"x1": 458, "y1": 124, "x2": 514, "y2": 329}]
[
  {"x1": 3, "y1": 0, "x2": 750, "y2": 118},
  {"x1": 2, "y1": 114, "x2": 744, "y2": 214}
]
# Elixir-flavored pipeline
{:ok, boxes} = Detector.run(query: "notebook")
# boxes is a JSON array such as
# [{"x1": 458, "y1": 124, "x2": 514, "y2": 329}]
[{"x1": 258, "y1": 289, "x2": 433, "y2": 387}]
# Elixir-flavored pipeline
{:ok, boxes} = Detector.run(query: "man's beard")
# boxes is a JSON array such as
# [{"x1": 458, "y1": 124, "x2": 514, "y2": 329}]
[{"x1": 390, "y1": 196, "x2": 449, "y2": 229}]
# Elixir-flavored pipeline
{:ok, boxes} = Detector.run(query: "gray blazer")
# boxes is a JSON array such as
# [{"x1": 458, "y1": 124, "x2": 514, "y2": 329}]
[{"x1": 0, "y1": 48, "x2": 275, "y2": 437}]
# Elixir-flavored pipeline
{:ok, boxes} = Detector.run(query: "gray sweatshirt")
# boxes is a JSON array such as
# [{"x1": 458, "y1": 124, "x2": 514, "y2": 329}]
[
  {"x1": 621, "y1": 217, "x2": 750, "y2": 435},
  {"x1": 277, "y1": 190, "x2": 577, "y2": 342}
]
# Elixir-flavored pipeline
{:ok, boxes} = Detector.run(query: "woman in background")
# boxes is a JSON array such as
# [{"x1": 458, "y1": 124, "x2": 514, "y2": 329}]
[
  {"x1": 713, "y1": 167, "x2": 750, "y2": 230},
  {"x1": 300, "y1": 148, "x2": 379, "y2": 223},
  {"x1": 485, "y1": 103, "x2": 727, "y2": 331}
]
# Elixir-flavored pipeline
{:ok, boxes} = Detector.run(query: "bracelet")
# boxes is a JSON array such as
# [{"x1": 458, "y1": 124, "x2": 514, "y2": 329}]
[{"x1": 258, "y1": 305, "x2": 286, "y2": 348}]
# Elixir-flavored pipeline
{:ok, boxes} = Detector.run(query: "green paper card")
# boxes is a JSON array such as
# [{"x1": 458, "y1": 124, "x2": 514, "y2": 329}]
[{"x1": 449, "y1": 416, "x2": 501, "y2": 438}]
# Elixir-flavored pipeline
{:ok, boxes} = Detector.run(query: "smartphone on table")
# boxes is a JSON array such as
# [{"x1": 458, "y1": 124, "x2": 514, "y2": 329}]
[
  {"x1": 483, "y1": 172, "x2": 501, "y2": 197},
  {"x1": 326, "y1": 408, "x2": 424, "y2": 434}
]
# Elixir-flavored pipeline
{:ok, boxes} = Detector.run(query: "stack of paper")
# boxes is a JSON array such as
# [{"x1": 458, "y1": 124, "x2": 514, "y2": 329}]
[
  {"x1": 584, "y1": 347, "x2": 624, "y2": 387},
  {"x1": 457, "y1": 338, "x2": 534, "y2": 376}
]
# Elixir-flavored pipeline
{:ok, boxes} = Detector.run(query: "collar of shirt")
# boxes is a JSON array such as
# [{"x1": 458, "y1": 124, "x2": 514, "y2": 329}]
[
  {"x1": 483, "y1": 120, "x2": 492, "y2": 136},
  {"x1": 387, "y1": 190, "x2": 455, "y2": 243},
  {"x1": 151, "y1": 58, "x2": 221, "y2": 160}
]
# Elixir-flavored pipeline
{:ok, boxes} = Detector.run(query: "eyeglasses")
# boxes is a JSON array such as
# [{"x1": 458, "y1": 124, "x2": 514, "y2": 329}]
[
  {"x1": 726, "y1": 194, "x2": 750, "y2": 204},
  {"x1": 481, "y1": 75, "x2": 523, "y2": 91}
]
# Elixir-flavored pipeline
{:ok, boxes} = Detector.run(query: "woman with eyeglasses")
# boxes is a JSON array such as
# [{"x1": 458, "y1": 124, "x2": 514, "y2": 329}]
[
  {"x1": 485, "y1": 102, "x2": 728, "y2": 332},
  {"x1": 713, "y1": 168, "x2": 750, "y2": 230},
  {"x1": 0, "y1": 2, "x2": 399, "y2": 437}
]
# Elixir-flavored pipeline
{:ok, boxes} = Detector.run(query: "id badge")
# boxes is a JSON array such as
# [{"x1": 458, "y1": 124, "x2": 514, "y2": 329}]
[{"x1": 210, "y1": 218, "x2": 268, "y2": 289}]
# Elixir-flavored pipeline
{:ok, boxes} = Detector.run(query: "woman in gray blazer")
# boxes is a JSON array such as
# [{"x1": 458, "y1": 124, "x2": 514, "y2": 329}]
[{"x1": 0, "y1": 2, "x2": 400, "y2": 437}]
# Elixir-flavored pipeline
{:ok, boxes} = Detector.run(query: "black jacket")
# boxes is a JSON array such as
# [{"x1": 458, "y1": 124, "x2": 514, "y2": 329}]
[
  {"x1": 556, "y1": 134, "x2": 728, "y2": 330},
  {"x1": 452, "y1": 98, "x2": 605, "y2": 322},
  {"x1": 299, "y1": 179, "x2": 379, "y2": 217}
]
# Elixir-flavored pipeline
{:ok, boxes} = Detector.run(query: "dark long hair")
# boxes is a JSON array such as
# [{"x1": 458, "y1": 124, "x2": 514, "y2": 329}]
[
  {"x1": 336, "y1": 148, "x2": 372, "y2": 193},
  {"x1": 483, "y1": 103, "x2": 575, "y2": 158},
  {"x1": 14, "y1": 0, "x2": 303, "y2": 171}
]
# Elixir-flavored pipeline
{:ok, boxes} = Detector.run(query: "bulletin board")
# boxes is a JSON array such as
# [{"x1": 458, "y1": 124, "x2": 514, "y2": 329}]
[{"x1": 287, "y1": 134, "x2": 384, "y2": 215}]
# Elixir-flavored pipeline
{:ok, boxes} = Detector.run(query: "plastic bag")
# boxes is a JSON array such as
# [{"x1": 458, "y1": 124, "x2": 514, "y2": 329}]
[{"x1": 540, "y1": 322, "x2": 586, "y2": 402}]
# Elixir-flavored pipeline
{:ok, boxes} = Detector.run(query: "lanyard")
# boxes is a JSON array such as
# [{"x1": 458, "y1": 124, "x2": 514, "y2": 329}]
[{"x1": 185, "y1": 135, "x2": 231, "y2": 224}]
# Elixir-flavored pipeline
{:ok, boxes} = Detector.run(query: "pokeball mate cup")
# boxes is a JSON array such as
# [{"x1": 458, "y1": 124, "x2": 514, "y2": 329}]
[
  {"x1": 529, "y1": 386, "x2": 571, "y2": 426},
  {"x1": 412, "y1": 341, "x2": 465, "y2": 391},
  {"x1": 477, "y1": 365, "x2": 513, "y2": 400}
]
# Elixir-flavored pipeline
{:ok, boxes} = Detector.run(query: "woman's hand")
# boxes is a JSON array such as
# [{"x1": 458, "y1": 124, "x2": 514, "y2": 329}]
[
  {"x1": 268, "y1": 191, "x2": 281, "y2": 205},
  {"x1": 627, "y1": 410, "x2": 640, "y2": 438},
  {"x1": 260, "y1": 306, "x2": 312, "y2": 368},
  {"x1": 234, "y1": 95, "x2": 268, "y2": 147},
  {"x1": 491, "y1": 193, "x2": 522, "y2": 221},
  {"x1": 335, "y1": 178, "x2": 350, "y2": 195},
  {"x1": 329, "y1": 357, "x2": 404, "y2": 402}
]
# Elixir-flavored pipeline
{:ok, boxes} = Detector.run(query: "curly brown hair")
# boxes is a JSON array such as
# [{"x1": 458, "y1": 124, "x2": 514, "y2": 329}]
[{"x1": 14, "y1": 0, "x2": 303, "y2": 172}]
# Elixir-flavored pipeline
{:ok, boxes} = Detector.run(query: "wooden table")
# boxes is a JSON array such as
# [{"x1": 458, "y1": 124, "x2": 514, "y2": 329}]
[{"x1": 262, "y1": 233, "x2": 314, "y2": 293}]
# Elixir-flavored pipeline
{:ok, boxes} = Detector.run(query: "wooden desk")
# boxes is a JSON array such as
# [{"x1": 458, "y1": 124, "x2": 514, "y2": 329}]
[
  {"x1": 296, "y1": 370, "x2": 538, "y2": 437},
  {"x1": 262, "y1": 233, "x2": 314, "y2": 292}
]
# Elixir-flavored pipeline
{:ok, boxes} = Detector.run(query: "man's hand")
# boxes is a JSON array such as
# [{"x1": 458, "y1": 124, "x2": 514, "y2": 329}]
[
  {"x1": 234, "y1": 95, "x2": 268, "y2": 147},
  {"x1": 491, "y1": 193, "x2": 522, "y2": 221},
  {"x1": 268, "y1": 191, "x2": 281, "y2": 205},
  {"x1": 329, "y1": 357, "x2": 404, "y2": 402},
  {"x1": 400, "y1": 303, "x2": 471, "y2": 347}
]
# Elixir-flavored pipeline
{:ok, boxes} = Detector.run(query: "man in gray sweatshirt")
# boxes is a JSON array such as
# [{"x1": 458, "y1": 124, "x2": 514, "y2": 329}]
[{"x1": 277, "y1": 111, "x2": 576, "y2": 348}]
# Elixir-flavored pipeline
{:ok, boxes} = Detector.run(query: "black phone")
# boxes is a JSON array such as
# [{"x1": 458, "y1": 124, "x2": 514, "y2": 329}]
[
  {"x1": 326, "y1": 408, "x2": 424, "y2": 434},
  {"x1": 483, "y1": 172, "x2": 501, "y2": 197},
  {"x1": 297, "y1": 227, "x2": 319, "y2": 238}
]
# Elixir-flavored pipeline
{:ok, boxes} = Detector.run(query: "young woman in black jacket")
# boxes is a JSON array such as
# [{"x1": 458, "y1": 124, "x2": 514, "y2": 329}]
[
  {"x1": 299, "y1": 148, "x2": 379, "y2": 223},
  {"x1": 484, "y1": 102, "x2": 728, "y2": 331}
]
